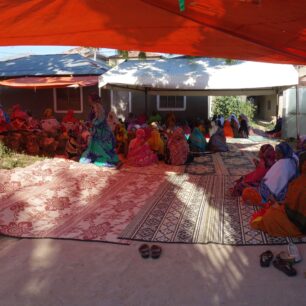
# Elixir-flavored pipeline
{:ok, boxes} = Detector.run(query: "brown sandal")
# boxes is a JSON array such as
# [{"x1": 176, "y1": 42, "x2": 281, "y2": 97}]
[
  {"x1": 151, "y1": 245, "x2": 162, "y2": 259},
  {"x1": 139, "y1": 244, "x2": 150, "y2": 259}
]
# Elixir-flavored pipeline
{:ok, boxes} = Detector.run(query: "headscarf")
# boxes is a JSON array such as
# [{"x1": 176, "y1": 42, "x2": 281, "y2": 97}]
[
  {"x1": 275, "y1": 142, "x2": 293, "y2": 158},
  {"x1": 260, "y1": 144, "x2": 275, "y2": 168},
  {"x1": 62, "y1": 109, "x2": 78, "y2": 123},
  {"x1": 43, "y1": 108, "x2": 53, "y2": 119}
]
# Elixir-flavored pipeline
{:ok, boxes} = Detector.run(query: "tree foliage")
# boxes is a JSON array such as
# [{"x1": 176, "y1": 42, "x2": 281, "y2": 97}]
[
  {"x1": 212, "y1": 96, "x2": 257, "y2": 121},
  {"x1": 138, "y1": 51, "x2": 147, "y2": 60},
  {"x1": 117, "y1": 50, "x2": 129, "y2": 59}
]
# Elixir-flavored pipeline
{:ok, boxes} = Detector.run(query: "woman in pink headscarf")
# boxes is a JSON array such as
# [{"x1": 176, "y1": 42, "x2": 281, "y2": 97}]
[
  {"x1": 231, "y1": 144, "x2": 276, "y2": 196},
  {"x1": 166, "y1": 128, "x2": 189, "y2": 165},
  {"x1": 127, "y1": 128, "x2": 158, "y2": 166}
]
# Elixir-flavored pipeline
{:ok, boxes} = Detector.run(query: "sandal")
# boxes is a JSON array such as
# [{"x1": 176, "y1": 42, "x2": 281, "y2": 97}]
[
  {"x1": 139, "y1": 244, "x2": 150, "y2": 259},
  {"x1": 276, "y1": 251, "x2": 295, "y2": 264},
  {"x1": 260, "y1": 250, "x2": 273, "y2": 267},
  {"x1": 273, "y1": 258, "x2": 297, "y2": 277},
  {"x1": 151, "y1": 245, "x2": 162, "y2": 259}
]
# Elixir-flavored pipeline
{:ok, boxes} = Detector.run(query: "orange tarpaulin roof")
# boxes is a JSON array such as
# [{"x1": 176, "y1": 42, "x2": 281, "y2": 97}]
[
  {"x1": 0, "y1": 0, "x2": 305, "y2": 65},
  {"x1": 0, "y1": 76, "x2": 99, "y2": 88}
]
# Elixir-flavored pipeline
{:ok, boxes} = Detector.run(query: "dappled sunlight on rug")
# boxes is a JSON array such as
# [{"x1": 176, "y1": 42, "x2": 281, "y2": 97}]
[
  {"x1": 120, "y1": 173, "x2": 306, "y2": 245},
  {"x1": 0, "y1": 159, "x2": 166, "y2": 244}
]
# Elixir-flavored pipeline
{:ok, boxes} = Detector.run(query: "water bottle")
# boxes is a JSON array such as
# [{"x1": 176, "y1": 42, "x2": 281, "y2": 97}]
[{"x1": 287, "y1": 241, "x2": 302, "y2": 263}]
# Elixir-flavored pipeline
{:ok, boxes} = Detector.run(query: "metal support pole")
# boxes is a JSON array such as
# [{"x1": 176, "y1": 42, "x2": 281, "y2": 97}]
[
  {"x1": 295, "y1": 85, "x2": 300, "y2": 139},
  {"x1": 145, "y1": 87, "x2": 148, "y2": 115}
]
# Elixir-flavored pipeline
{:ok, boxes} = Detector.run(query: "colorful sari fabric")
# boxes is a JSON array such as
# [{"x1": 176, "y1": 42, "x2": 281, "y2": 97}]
[
  {"x1": 250, "y1": 157, "x2": 306, "y2": 237},
  {"x1": 232, "y1": 144, "x2": 275, "y2": 196},
  {"x1": 223, "y1": 120, "x2": 234, "y2": 138},
  {"x1": 242, "y1": 144, "x2": 297, "y2": 204},
  {"x1": 208, "y1": 127, "x2": 228, "y2": 152},
  {"x1": 147, "y1": 128, "x2": 164, "y2": 156},
  {"x1": 80, "y1": 111, "x2": 119, "y2": 167},
  {"x1": 167, "y1": 128, "x2": 189, "y2": 165},
  {"x1": 189, "y1": 127, "x2": 207, "y2": 153},
  {"x1": 127, "y1": 129, "x2": 157, "y2": 167}
]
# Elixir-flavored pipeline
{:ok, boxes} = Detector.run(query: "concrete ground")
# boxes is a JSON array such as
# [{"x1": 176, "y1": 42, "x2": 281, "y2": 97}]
[{"x1": 0, "y1": 237, "x2": 305, "y2": 306}]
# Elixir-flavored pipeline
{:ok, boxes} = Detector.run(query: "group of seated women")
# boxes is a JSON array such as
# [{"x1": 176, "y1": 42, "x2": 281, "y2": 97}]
[{"x1": 230, "y1": 140, "x2": 306, "y2": 237}]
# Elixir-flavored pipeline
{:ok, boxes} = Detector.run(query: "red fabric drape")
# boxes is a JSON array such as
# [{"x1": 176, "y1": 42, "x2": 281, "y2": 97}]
[{"x1": 0, "y1": 0, "x2": 305, "y2": 64}]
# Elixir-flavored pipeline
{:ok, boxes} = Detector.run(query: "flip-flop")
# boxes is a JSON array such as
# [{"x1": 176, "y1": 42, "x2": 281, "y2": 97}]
[
  {"x1": 260, "y1": 250, "x2": 273, "y2": 267},
  {"x1": 139, "y1": 244, "x2": 150, "y2": 259},
  {"x1": 276, "y1": 251, "x2": 295, "y2": 264},
  {"x1": 151, "y1": 245, "x2": 162, "y2": 259},
  {"x1": 273, "y1": 258, "x2": 297, "y2": 277}
]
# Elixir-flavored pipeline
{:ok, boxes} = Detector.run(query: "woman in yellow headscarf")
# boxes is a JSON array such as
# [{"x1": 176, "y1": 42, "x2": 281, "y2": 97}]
[
  {"x1": 147, "y1": 122, "x2": 164, "y2": 159},
  {"x1": 250, "y1": 152, "x2": 306, "y2": 237}
]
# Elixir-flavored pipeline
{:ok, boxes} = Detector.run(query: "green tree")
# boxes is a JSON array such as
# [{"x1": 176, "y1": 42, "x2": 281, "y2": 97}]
[
  {"x1": 138, "y1": 51, "x2": 147, "y2": 60},
  {"x1": 212, "y1": 96, "x2": 257, "y2": 121},
  {"x1": 117, "y1": 50, "x2": 129, "y2": 59}
]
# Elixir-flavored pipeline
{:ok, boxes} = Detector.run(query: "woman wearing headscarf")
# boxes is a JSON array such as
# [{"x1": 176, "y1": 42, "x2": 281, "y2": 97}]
[
  {"x1": 223, "y1": 120, "x2": 234, "y2": 138},
  {"x1": 208, "y1": 126, "x2": 229, "y2": 153},
  {"x1": 166, "y1": 128, "x2": 190, "y2": 165},
  {"x1": 80, "y1": 102, "x2": 120, "y2": 167},
  {"x1": 242, "y1": 142, "x2": 298, "y2": 205},
  {"x1": 147, "y1": 122, "x2": 164, "y2": 159},
  {"x1": 250, "y1": 153, "x2": 306, "y2": 237},
  {"x1": 107, "y1": 111, "x2": 119, "y2": 132},
  {"x1": 231, "y1": 144, "x2": 275, "y2": 196},
  {"x1": 127, "y1": 128, "x2": 158, "y2": 167},
  {"x1": 189, "y1": 121, "x2": 207, "y2": 155}
]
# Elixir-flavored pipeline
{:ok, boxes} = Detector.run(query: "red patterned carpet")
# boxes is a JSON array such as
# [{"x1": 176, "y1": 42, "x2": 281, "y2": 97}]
[{"x1": 0, "y1": 158, "x2": 165, "y2": 244}]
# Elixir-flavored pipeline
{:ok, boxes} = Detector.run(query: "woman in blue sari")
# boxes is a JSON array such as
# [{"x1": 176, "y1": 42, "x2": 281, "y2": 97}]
[
  {"x1": 80, "y1": 102, "x2": 119, "y2": 167},
  {"x1": 189, "y1": 121, "x2": 207, "y2": 155}
]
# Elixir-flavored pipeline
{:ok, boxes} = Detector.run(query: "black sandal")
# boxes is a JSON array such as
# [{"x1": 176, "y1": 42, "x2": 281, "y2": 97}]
[
  {"x1": 139, "y1": 244, "x2": 150, "y2": 259},
  {"x1": 273, "y1": 258, "x2": 297, "y2": 277},
  {"x1": 151, "y1": 245, "x2": 162, "y2": 259},
  {"x1": 260, "y1": 250, "x2": 273, "y2": 267}
]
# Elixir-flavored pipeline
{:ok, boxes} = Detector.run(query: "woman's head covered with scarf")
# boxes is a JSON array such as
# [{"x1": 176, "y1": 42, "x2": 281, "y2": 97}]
[
  {"x1": 275, "y1": 142, "x2": 293, "y2": 159},
  {"x1": 259, "y1": 144, "x2": 275, "y2": 168}
]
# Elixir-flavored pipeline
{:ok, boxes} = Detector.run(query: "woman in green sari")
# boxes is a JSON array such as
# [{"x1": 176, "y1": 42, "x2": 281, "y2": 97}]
[{"x1": 80, "y1": 102, "x2": 119, "y2": 167}]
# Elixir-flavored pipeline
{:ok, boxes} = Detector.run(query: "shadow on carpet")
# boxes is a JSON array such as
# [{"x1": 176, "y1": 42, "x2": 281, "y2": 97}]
[{"x1": 120, "y1": 174, "x2": 306, "y2": 246}]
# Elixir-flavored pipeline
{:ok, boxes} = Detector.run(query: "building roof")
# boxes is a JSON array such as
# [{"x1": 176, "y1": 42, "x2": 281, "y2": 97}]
[
  {"x1": 0, "y1": 54, "x2": 109, "y2": 78},
  {"x1": 99, "y1": 57, "x2": 298, "y2": 95}
]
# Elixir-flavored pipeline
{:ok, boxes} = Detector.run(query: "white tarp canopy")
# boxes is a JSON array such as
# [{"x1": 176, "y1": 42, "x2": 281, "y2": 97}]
[{"x1": 99, "y1": 58, "x2": 299, "y2": 96}]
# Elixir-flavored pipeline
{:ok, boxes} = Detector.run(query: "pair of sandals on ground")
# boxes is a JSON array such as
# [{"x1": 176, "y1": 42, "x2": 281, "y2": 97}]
[
  {"x1": 139, "y1": 244, "x2": 162, "y2": 259},
  {"x1": 260, "y1": 249, "x2": 301, "y2": 277}
]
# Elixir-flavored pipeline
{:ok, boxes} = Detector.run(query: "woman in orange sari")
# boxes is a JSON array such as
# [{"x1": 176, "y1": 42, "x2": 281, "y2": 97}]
[
  {"x1": 250, "y1": 152, "x2": 306, "y2": 237},
  {"x1": 223, "y1": 120, "x2": 234, "y2": 138}
]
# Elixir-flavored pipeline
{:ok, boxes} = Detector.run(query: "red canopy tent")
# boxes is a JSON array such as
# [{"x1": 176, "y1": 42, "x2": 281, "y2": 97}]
[{"x1": 0, "y1": 0, "x2": 305, "y2": 64}]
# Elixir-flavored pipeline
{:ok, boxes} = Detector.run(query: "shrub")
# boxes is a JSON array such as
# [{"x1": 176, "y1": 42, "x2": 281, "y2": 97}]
[{"x1": 212, "y1": 96, "x2": 257, "y2": 121}]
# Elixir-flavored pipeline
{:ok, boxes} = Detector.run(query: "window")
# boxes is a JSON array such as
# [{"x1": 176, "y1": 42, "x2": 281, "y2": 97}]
[
  {"x1": 53, "y1": 87, "x2": 83, "y2": 113},
  {"x1": 157, "y1": 95, "x2": 186, "y2": 111}
]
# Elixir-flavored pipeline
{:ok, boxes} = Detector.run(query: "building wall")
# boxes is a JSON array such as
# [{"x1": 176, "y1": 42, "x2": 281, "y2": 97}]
[
  {"x1": 282, "y1": 86, "x2": 306, "y2": 138},
  {"x1": 0, "y1": 85, "x2": 108, "y2": 121},
  {"x1": 110, "y1": 90, "x2": 208, "y2": 123},
  {"x1": 254, "y1": 94, "x2": 278, "y2": 121}
]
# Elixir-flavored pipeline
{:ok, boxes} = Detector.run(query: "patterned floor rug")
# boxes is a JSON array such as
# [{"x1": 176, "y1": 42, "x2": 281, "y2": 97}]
[
  {"x1": 0, "y1": 159, "x2": 166, "y2": 244},
  {"x1": 120, "y1": 173, "x2": 306, "y2": 245}
]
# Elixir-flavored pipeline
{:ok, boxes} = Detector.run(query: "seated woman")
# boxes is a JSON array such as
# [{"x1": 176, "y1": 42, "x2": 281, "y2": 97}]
[
  {"x1": 238, "y1": 119, "x2": 249, "y2": 138},
  {"x1": 41, "y1": 108, "x2": 60, "y2": 135},
  {"x1": 230, "y1": 117, "x2": 239, "y2": 138},
  {"x1": 62, "y1": 109, "x2": 79, "y2": 132},
  {"x1": 208, "y1": 127, "x2": 229, "y2": 153},
  {"x1": 250, "y1": 153, "x2": 306, "y2": 237},
  {"x1": 147, "y1": 122, "x2": 164, "y2": 160},
  {"x1": 242, "y1": 142, "x2": 298, "y2": 205},
  {"x1": 80, "y1": 102, "x2": 120, "y2": 167},
  {"x1": 166, "y1": 128, "x2": 190, "y2": 165},
  {"x1": 223, "y1": 120, "x2": 234, "y2": 138},
  {"x1": 231, "y1": 144, "x2": 275, "y2": 196},
  {"x1": 189, "y1": 121, "x2": 207, "y2": 155},
  {"x1": 127, "y1": 128, "x2": 157, "y2": 166},
  {"x1": 10, "y1": 104, "x2": 28, "y2": 130}
]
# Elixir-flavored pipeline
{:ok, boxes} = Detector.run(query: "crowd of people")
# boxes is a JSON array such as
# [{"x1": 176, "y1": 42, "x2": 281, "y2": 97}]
[
  {"x1": 0, "y1": 96, "x2": 253, "y2": 168},
  {"x1": 1, "y1": 96, "x2": 306, "y2": 241}
]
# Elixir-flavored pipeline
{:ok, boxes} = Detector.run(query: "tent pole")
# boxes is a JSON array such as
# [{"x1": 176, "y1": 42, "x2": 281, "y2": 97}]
[
  {"x1": 145, "y1": 87, "x2": 148, "y2": 116},
  {"x1": 295, "y1": 85, "x2": 300, "y2": 140}
]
